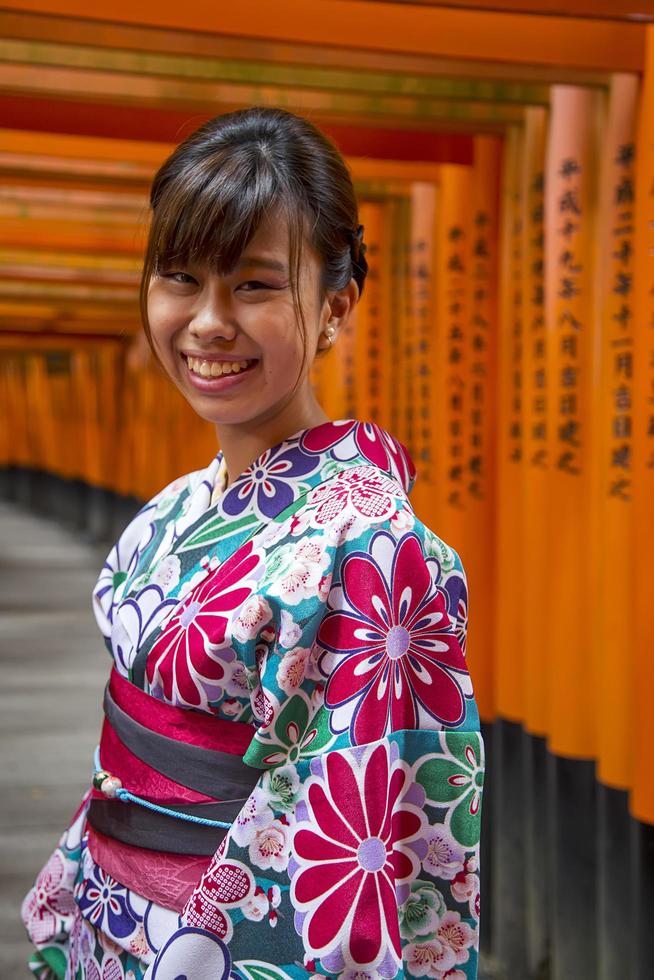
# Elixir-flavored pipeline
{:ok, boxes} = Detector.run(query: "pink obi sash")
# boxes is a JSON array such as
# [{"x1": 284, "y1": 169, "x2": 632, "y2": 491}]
[{"x1": 86, "y1": 668, "x2": 260, "y2": 911}]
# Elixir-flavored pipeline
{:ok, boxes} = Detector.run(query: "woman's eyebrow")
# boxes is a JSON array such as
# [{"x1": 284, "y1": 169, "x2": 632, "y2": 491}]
[{"x1": 236, "y1": 255, "x2": 288, "y2": 272}]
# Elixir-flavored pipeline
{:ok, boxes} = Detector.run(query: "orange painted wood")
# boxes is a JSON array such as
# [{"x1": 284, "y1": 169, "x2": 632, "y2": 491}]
[
  {"x1": 520, "y1": 106, "x2": 549, "y2": 737},
  {"x1": 405, "y1": 181, "x2": 438, "y2": 524},
  {"x1": 595, "y1": 74, "x2": 639, "y2": 792},
  {"x1": 0, "y1": 99, "x2": 473, "y2": 163},
  {"x1": 494, "y1": 125, "x2": 525, "y2": 723},
  {"x1": 432, "y1": 165, "x2": 472, "y2": 556},
  {"x1": 459, "y1": 135, "x2": 501, "y2": 723},
  {"x1": 380, "y1": 0, "x2": 654, "y2": 20},
  {"x1": 4, "y1": 0, "x2": 644, "y2": 71},
  {"x1": 631, "y1": 25, "x2": 654, "y2": 826},
  {"x1": 544, "y1": 85, "x2": 600, "y2": 760},
  {"x1": 352, "y1": 200, "x2": 378, "y2": 424}
]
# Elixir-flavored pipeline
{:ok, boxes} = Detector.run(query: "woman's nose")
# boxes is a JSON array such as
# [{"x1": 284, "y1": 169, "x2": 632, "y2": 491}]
[{"x1": 188, "y1": 296, "x2": 237, "y2": 342}]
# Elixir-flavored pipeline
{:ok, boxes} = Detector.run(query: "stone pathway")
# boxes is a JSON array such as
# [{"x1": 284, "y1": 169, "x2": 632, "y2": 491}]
[
  {"x1": 0, "y1": 498, "x2": 504, "y2": 979},
  {"x1": 0, "y1": 500, "x2": 109, "y2": 977}
]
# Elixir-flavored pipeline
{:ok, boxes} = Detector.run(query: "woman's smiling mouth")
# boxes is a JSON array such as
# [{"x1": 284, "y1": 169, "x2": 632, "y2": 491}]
[{"x1": 181, "y1": 353, "x2": 259, "y2": 390}]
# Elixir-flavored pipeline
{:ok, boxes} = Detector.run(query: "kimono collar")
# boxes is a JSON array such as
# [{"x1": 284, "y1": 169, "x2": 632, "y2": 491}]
[
  {"x1": 149, "y1": 418, "x2": 417, "y2": 570},
  {"x1": 120, "y1": 419, "x2": 416, "y2": 683},
  {"x1": 208, "y1": 418, "x2": 416, "y2": 522}
]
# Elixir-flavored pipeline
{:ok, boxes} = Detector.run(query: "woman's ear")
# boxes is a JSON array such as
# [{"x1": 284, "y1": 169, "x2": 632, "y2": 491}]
[
  {"x1": 327, "y1": 279, "x2": 360, "y2": 332},
  {"x1": 316, "y1": 279, "x2": 360, "y2": 353}
]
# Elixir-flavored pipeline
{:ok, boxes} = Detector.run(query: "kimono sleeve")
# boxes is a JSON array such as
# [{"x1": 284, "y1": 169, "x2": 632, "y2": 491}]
[
  {"x1": 145, "y1": 521, "x2": 484, "y2": 980},
  {"x1": 91, "y1": 473, "x2": 193, "y2": 652}
]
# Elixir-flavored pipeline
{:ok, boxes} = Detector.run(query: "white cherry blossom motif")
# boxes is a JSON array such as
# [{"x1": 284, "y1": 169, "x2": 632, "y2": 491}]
[
  {"x1": 261, "y1": 763, "x2": 301, "y2": 815},
  {"x1": 231, "y1": 788, "x2": 275, "y2": 848},
  {"x1": 435, "y1": 911, "x2": 476, "y2": 966},
  {"x1": 405, "y1": 940, "x2": 457, "y2": 978},
  {"x1": 231, "y1": 594, "x2": 274, "y2": 642},
  {"x1": 404, "y1": 904, "x2": 477, "y2": 978},
  {"x1": 276, "y1": 645, "x2": 322, "y2": 695},
  {"x1": 248, "y1": 819, "x2": 292, "y2": 873},
  {"x1": 255, "y1": 514, "x2": 296, "y2": 549},
  {"x1": 276, "y1": 647, "x2": 311, "y2": 693},
  {"x1": 264, "y1": 538, "x2": 331, "y2": 607},
  {"x1": 279, "y1": 609, "x2": 303, "y2": 648},
  {"x1": 389, "y1": 506, "x2": 415, "y2": 539},
  {"x1": 129, "y1": 554, "x2": 181, "y2": 597},
  {"x1": 422, "y1": 825, "x2": 466, "y2": 881},
  {"x1": 450, "y1": 870, "x2": 480, "y2": 919},
  {"x1": 240, "y1": 884, "x2": 282, "y2": 929}
]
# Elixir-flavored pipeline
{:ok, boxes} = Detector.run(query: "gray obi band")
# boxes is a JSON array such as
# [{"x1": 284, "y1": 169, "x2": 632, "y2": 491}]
[{"x1": 86, "y1": 682, "x2": 261, "y2": 855}]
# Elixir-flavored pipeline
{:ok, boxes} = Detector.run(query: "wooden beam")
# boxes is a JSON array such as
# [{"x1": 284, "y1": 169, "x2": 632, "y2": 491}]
[
  {"x1": 0, "y1": 37, "x2": 551, "y2": 106},
  {"x1": 0, "y1": 329, "x2": 128, "y2": 346},
  {"x1": 0, "y1": 8, "x2": 613, "y2": 85},
  {"x1": 370, "y1": 1, "x2": 654, "y2": 22},
  {"x1": 1, "y1": 102, "x2": 475, "y2": 162},
  {"x1": 0, "y1": 279, "x2": 139, "y2": 303},
  {"x1": 2, "y1": 0, "x2": 644, "y2": 71},
  {"x1": 0, "y1": 63, "x2": 527, "y2": 130},
  {"x1": 0, "y1": 128, "x2": 460, "y2": 178}
]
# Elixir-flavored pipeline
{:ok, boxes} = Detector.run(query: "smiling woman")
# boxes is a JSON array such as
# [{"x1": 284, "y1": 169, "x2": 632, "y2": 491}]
[
  {"x1": 145, "y1": 210, "x2": 340, "y2": 477},
  {"x1": 21, "y1": 107, "x2": 484, "y2": 980},
  {"x1": 140, "y1": 108, "x2": 367, "y2": 481}
]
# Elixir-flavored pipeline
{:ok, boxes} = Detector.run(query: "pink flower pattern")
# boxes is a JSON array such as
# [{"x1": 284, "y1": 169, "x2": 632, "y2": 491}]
[
  {"x1": 145, "y1": 541, "x2": 262, "y2": 709},
  {"x1": 184, "y1": 859, "x2": 254, "y2": 943},
  {"x1": 22, "y1": 851, "x2": 76, "y2": 945},
  {"x1": 318, "y1": 530, "x2": 469, "y2": 744},
  {"x1": 307, "y1": 466, "x2": 404, "y2": 528},
  {"x1": 85, "y1": 953, "x2": 124, "y2": 980},
  {"x1": 24, "y1": 420, "x2": 481, "y2": 980},
  {"x1": 300, "y1": 420, "x2": 416, "y2": 492},
  {"x1": 291, "y1": 742, "x2": 425, "y2": 972}
]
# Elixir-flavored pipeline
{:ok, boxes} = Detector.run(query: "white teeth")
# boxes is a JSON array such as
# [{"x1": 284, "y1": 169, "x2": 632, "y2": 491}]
[{"x1": 186, "y1": 357, "x2": 253, "y2": 377}]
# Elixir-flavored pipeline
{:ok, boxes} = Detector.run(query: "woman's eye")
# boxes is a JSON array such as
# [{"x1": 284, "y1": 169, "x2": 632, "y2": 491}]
[
  {"x1": 161, "y1": 271, "x2": 196, "y2": 284},
  {"x1": 238, "y1": 280, "x2": 271, "y2": 291}
]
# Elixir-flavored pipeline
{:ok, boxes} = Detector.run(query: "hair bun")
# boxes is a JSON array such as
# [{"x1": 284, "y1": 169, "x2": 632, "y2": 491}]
[
  {"x1": 348, "y1": 223, "x2": 368, "y2": 294},
  {"x1": 351, "y1": 224, "x2": 366, "y2": 262}
]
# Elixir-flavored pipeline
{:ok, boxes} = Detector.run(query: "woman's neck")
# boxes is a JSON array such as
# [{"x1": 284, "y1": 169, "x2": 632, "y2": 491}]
[{"x1": 214, "y1": 393, "x2": 331, "y2": 489}]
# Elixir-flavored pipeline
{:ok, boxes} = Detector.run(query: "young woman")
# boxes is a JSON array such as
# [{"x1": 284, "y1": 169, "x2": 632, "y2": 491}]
[{"x1": 22, "y1": 107, "x2": 484, "y2": 980}]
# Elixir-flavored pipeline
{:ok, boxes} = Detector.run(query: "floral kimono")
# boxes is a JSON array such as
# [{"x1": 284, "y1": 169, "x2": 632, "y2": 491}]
[{"x1": 22, "y1": 418, "x2": 484, "y2": 980}]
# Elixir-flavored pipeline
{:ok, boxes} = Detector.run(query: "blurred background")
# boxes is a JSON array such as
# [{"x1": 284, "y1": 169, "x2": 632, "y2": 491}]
[{"x1": 1, "y1": 2, "x2": 654, "y2": 978}]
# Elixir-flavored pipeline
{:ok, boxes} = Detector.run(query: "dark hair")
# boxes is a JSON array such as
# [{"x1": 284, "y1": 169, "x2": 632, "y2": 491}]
[{"x1": 139, "y1": 106, "x2": 368, "y2": 386}]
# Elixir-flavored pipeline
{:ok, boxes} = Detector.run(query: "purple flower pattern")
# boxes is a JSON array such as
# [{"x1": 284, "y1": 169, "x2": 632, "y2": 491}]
[{"x1": 221, "y1": 443, "x2": 320, "y2": 520}]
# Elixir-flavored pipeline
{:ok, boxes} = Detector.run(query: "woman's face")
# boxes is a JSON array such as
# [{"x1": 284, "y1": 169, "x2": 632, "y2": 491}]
[{"x1": 146, "y1": 212, "x2": 338, "y2": 428}]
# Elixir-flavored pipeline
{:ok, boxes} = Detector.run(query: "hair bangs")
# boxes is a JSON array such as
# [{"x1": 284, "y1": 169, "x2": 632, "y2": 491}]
[
  {"x1": 140, "y1": 107, "x2": 367, "y2": 387},
  {"x1": 151, "y1": 149, "x2": 282, "y2": 276}
]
